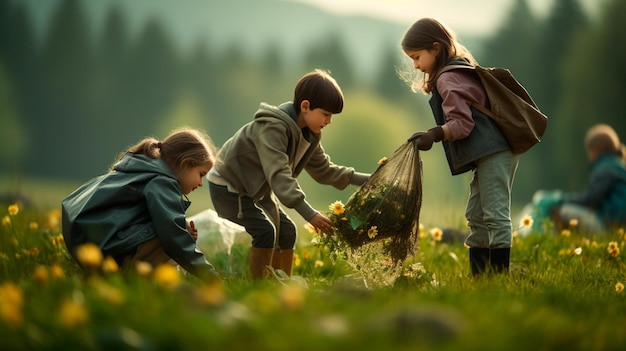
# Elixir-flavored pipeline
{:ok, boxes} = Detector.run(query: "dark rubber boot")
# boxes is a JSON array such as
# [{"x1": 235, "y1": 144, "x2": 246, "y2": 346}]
[
  {"x1": 469, "y1": 248, "x2": 490, "y2": 277},
  {"x1": 490, "y1": 248, "x2": 511, "y2": 274}
]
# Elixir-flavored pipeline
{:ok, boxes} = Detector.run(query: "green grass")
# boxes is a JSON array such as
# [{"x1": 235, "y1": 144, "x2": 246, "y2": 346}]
[{"x1": 1, "y1": 200, "x2": 625, "y2": 350}]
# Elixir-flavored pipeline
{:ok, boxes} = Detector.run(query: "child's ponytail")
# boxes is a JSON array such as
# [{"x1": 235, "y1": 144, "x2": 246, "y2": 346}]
[{"x1": 110, "y1": 127, "x2": 216, "y2": 173}]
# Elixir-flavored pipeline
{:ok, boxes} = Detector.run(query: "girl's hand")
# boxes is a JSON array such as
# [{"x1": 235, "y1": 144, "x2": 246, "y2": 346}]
[
  {"x1": 187, "y1": 220, "x2": 198, "y2": 241},
  {"x1": 309, "y1": 213, "x2": 335, "y2": 233}
]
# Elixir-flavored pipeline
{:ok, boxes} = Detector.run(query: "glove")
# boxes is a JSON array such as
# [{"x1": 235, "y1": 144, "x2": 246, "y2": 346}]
[{"x1": 408, "y1": 126, "x2": 444, "y2": 151}]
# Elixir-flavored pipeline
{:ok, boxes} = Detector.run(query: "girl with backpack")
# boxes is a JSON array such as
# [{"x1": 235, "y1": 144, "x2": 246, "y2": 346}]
[{"x1": 400, "y1": 18, "x2": 519, "y2": 276}]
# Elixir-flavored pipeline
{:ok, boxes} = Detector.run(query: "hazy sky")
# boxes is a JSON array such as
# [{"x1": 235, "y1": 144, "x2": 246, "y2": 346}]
[{"x1": 288, "y1": 0, "x2": 601, "y2": 35}]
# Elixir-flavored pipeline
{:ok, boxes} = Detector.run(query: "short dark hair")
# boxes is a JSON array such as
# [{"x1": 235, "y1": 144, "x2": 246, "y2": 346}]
[{"x1": 293, "y1": 69, "x2": 344, "y2": 114}]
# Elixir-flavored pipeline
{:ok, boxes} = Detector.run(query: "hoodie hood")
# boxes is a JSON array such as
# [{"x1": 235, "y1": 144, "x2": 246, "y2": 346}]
[
  {"x1": 256, "y1": 101, "x2": 317, "y2": 142},
  {"x1": 253, "y1": 102, "x2": 302, "y2": 133}
]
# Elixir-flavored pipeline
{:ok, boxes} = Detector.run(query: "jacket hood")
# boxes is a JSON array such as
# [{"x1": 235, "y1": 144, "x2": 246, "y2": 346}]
[
  {"x1": 254, "y1": 102, "x2": 303, "y2": 135},
  {"x1": 113, "y1": 153, "x2": 177, "y2": 179}
]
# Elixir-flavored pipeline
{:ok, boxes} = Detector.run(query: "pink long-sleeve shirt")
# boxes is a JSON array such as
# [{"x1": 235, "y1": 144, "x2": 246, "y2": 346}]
[{"x1": 436, "y1": 70, "x2": 488, "y2": 141}]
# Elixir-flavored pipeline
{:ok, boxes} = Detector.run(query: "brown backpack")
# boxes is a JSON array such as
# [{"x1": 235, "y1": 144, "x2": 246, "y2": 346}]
[{"x1": 440, "y1": 65, "x2": 548, "y2": 154}]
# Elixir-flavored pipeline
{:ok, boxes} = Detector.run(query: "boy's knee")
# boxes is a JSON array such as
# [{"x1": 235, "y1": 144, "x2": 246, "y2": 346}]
[{"x1": 277, "y1": 220, "x2": 297, "y2": 248}]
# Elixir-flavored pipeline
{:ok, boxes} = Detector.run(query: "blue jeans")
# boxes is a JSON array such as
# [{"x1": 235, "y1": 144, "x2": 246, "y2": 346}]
[
  {"x1": 209, "y1": 182, "x2": 296, "y2": 249},
  {"x1": 464, "y1": 150, "x2": 519, "y2": 249}
]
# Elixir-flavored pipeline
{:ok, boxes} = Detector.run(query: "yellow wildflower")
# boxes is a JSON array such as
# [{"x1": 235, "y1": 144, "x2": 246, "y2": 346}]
[
  {"x1": 418, "y1": 223, "x2": 427, "y2": 238},
  {"x1": 293, "y1": 253, "x2": 301, "y2": 267},
  {"x1": 153, "y1": 264, "x2": 180, "y2": 289},
  {"x1": 302, "y1": 251, "x2": 311, "y2": 260},
  {"x1": 558, "y1": 248, "x2": 572, "y2": 256},
  {"x1": 50, "y1": 264, "x2": 65, "y2": 279},
  {"x1": 607, "y1": 241, "x2": 620, "y2": 257},
  {"x1": 90, "y1": 279, "x2": 125, "y2": 305},
  {"x1": 8, "y1": 204, "x2": 18, "y2": 216},
  {"x1": 52, "y1": 235, "x2": 65, "y2": 249},
  {"x1": 616, "y1": 282, "x2": 624, "y2": 293},
  {"x1": 29, "y1": 222, "x2": 39, "y2": 230},
  {"x1": 58, "y1": 298, "x2": 88, "y2": 327},
  {"x1": 22, "y1": 248, "x2": 40, "y2": 256},
  {"x1": 101, "y1": 256, "x2": 119, "y2": 273},
  {"x1": 0, "y1": 283, "x2": 23, "y2": 327},
  {"x1": 280, "y1": 282, "x2": 304, "y2": 311},
  {"x1": 378, "y1": 157, "x2": 388, "y2": 165},
  {"x1": 47, "y1": 209, "x2": 61, "y2": 229},
  {"x1": 569, "y1": 218, "x2": 578, "y2": 228},
  {"x1": 329, "y1": 201, "x2": 345, "y2": 215},
  {"x1": 314, "y1": 260, "x2": 324, "y2": 268},
  {"x1": 33, "y1": 265, "x2": 49, "y2": 284},
  {"x1": 135, "y1": 261, "x2": 153, "y2": 276},
  {"x1": 520, "y1": 215, "x2": 533, "y2": 228},
  {"x1": 194, "y1": 282, "x2": 226, "y2": 306},
  {"x1": 561, "y1": 229, "x2": 571, "y2": 237},
  {"x1": 75, "y1": 243, "x2": 103, "y2": 269},
  {"x1": 2, "y1": 216, "x2": 11, "y2": 227},
  {"x1": 367, "y1": 226, "x2": 378, "y2": 239},
  {"x1": 430, "y1": 227, "x2": 443, "y2": 241}
]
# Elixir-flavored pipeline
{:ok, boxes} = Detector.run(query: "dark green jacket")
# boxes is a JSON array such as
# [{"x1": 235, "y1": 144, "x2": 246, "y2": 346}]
[
  {"x1": 565, "y1": 152, "x2": 626, "y2": 226},
  {"x1": 61, "y1": 153, "x2": 216, "y2": 281}
]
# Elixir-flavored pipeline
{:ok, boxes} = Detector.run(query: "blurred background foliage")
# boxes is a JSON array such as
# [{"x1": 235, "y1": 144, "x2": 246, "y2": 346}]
[{"x1": 0, "y1": 0, "x2": 625, "y2": 222}]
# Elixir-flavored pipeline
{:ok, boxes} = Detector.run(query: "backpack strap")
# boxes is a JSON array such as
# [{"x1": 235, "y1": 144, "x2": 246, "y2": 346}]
[
  {"x1": 435, "y1": 64, "x2": 475, "y2": 79},
  {"x1": 435, "y1": 64, "x2": 493, "y2": 114}
]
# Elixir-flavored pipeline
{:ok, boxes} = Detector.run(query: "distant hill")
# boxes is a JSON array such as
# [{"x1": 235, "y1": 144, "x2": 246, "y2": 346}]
[{"x1": 18, "y1": 0, "x2": 484, "y2": 78}]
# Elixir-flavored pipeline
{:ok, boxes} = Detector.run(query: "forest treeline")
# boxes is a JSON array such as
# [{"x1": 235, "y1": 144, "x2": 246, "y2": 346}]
[{"x1": 0, "y1": 0, "x2": 625, "y2": 204}]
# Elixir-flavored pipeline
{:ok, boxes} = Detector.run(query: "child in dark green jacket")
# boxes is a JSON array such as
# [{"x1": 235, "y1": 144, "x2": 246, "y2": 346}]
[
  {"x1": 526, "y1": 124, "x2": 626, "y2": 234},
  {"x1": 62, "y1": 127, "x2": 219, "y2": 283}
]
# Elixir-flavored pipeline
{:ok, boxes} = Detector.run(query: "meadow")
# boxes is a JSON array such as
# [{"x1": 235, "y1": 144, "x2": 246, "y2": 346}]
[{"x1": 1, "y1": 198, "x2": 625, "y2": 350}]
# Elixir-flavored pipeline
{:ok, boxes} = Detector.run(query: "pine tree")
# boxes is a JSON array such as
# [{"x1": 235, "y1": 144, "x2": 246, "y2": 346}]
[
  {"x1": 38, "y1": 0, "x2": 95, "y2": 178},
  {"x1": 553, "y1": 0, "x2": 626, "y2": 189}
]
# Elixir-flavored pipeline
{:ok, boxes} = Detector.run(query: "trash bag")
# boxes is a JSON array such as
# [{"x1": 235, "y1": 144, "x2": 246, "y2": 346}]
[{"x1": 328, "y1": 141, "x2": 423, "y2": 270}]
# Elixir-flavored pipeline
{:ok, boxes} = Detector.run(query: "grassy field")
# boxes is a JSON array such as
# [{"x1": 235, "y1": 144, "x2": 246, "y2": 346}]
[{"x1": 1, "y1": 196, "x2": 625, "y2": 351}]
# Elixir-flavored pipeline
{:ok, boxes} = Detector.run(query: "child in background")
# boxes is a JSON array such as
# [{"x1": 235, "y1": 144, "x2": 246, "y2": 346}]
[
  {"x1": 526, "y1": 124, "x2": 626, "y2": 234},
  {"x1": 401, "y1": 18, "x2": 519, "y2": 276},
  {"x1": 208, "y1": 69, "x2": 370, "y2": 280},
  {"x1": 62, "y1": 127, "x2": 219, "y2": 283}
]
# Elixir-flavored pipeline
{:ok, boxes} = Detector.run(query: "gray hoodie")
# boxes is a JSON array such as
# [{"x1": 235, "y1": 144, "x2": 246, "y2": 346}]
[{"x1": 209, "y1": 102, "x2": 368, "y2": 221}]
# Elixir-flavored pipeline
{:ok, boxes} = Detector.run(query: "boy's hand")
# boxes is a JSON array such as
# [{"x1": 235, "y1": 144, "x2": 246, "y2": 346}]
[
  {"x1": 309, "y1": 213, "x2": 335, "y2": 233},
  {"x1": 187, "y1": 220, "x2": 198, "y2": 241}
]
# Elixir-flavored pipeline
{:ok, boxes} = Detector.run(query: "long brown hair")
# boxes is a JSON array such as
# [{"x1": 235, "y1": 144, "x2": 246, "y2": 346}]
[
  {"x1": 113, "y1": 127, "x2": 217, "y2": 172},
  {"x1": 400, "y1": 18, "x2": 477, "y2": 94}
]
